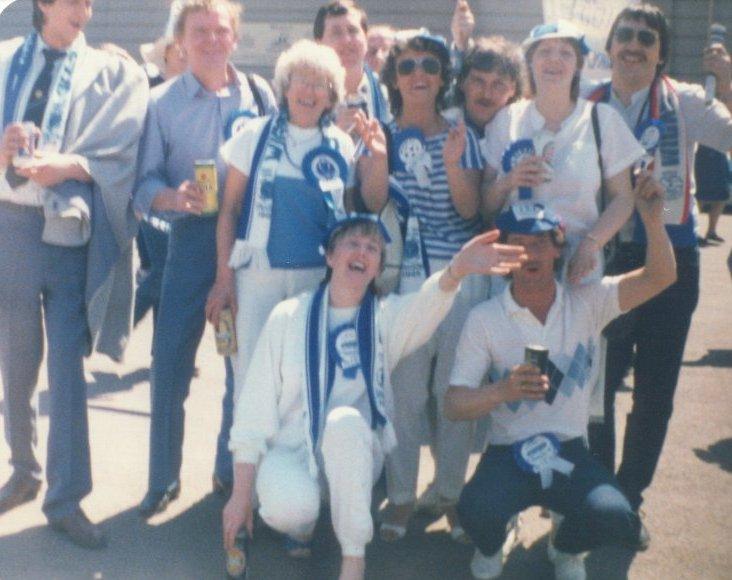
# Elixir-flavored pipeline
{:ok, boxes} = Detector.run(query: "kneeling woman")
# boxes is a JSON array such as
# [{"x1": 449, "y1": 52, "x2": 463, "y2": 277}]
[{"x1": 222, "y1": 217, "x2": 525, "y2": 580}]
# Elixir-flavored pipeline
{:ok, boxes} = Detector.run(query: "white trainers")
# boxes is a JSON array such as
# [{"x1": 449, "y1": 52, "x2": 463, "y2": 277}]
[{"x1": 470, "y1": 548, "x2": 503, "y2": 579}]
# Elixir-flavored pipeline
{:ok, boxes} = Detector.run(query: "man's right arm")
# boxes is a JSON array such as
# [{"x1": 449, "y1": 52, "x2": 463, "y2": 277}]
[{"x1": 616, "y1": 170, "x2": 677, "y2": 313}]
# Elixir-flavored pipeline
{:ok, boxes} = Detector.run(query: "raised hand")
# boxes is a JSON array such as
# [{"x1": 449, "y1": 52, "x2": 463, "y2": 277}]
[
  {"x1": 354, "y1": 113, "x2": 387, "y2": 159},
  {"x1": 449, "y1": 229, "x2": 527, "y2": 279},
  {"x1": 443, "y1": 121, "x2": 467, "y2": 166},
  {"x1": 451, "y1": 0, "x2": 476, "y2": 51}
]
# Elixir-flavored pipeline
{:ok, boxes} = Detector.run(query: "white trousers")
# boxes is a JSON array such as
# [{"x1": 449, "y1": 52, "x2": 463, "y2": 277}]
[
  {"x1": 256, "y1": 407, "x2": 384, "y2": 557},
  {"x1": 233, "y1": 265, "x2": 324, "y2": 400},
  {"x1": 386, "y1": 268, "x2": 489, "y2": 504}
]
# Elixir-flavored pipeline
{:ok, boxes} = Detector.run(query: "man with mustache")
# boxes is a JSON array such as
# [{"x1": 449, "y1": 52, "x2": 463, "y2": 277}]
[{"x1": 586, "y1": 3, "x2": 732, "y2": 532}]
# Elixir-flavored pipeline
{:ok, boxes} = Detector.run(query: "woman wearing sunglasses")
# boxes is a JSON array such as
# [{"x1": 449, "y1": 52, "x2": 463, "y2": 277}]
[
  {"x1": 360, "y1": 30, "x2": 487, "y2": 543},
  {"x1": 206, "y1": 39, "x2": 388, "y2": 468},
  {"x1": 482, "y1": 22, "x2": 645, "y2": 284}
]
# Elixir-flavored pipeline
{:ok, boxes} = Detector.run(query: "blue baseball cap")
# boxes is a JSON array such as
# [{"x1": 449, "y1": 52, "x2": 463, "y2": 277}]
[
  {"x1": 522, "y1": 21, "x2": 590, "y2": 55},
  {"x1": 325, "y1": 213, "x2": 391, "y2": 247},
  {"x1": 495, "y1": 203, "x2": 563, "y2": 235},
  {"x1": 394, "y1": 28, "x2": 450, "y2": 62}
]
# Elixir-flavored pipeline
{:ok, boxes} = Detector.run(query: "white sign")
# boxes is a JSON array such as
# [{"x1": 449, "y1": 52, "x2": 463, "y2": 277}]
[
  {"x1": 234, "y1": 22, "x2": 312, "y2": 67},
  {"x1": 543, "y1": 0, "x2": 639, "y2": 79}
]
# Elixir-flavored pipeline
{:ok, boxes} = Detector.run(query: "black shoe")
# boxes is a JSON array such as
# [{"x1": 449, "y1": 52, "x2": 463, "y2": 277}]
[
  {"x1": 50, "y1": 508, "x2": 108, "y2": 549},
  {"x1": 213, "y1": 474, "x2": 232, "y2": 497},
  {"x1": 138, "y1": 480, "x2": 181, "y2": 519},
  {"x1": 0, "y1": 473, "x2": 42, "y2": 515},
  {"x1": 706, "y1": 232, "x2": 725, "y2": 244}
]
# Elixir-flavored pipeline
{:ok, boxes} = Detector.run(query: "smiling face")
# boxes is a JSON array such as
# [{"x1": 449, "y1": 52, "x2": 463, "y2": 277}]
[
  {"x1": 320, "y1": 9, "x2": 367, "y2": 71},
  {"x1": 38, "y1": 0, "x2": 93, "y2": 49},
  {"x1": 178, "y1": 6, "x2": 237, "y2": 76},
  {"x1": 393, "y1": 49, "x2": 444, "y2": 109},
  {"x1": 506, "y1": 232, "x2": 561, "y2": 288},
  {"x1": 285, "y1": 66, "x2": 334, "y2": 127},
  {"x1": 528, "y1": 38, "x2": 578, "y2": 97},
  {"x1": 326, "y1": 229, "x2": 384, "y2": 291},
  {"x1": 462, "y1": 67, "x2": 517, "y2": 128},
  {"x1": 608, "y1": 18, "x2": 661, "y2": 87}
]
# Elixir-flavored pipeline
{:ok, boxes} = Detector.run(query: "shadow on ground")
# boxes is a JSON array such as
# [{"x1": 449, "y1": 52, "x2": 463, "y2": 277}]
[
  {"x1": 694, "y1": 438, "x2": 732, "y2": 473},
  {"x1": 683, "y1": 349, "x2": 732, "y2": 368},
  {"x1": 0, "y1": 492, "x2": 641, "y2": 580}
]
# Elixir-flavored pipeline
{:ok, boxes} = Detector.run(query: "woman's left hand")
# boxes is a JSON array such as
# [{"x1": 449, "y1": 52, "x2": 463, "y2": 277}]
[
  {"x1": 567, "y1": 237, "x2": 599, "y2": 285},
  {"x1": 354, "y1": 112, "x2": 387, "y2": 158},
  {"x1": 443, "y1": 121, "x2": 467, "y2": 166}
]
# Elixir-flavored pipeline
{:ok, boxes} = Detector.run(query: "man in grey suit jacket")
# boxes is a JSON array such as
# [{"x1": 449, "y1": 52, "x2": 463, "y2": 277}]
[{"x1": 0, "y1": 0, "x2": 148, "y2": 548}]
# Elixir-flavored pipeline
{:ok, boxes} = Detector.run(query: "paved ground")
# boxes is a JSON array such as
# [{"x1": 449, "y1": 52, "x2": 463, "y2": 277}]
[{"x1": 0, "y1": 214, "x2": 731, "y2": 580}]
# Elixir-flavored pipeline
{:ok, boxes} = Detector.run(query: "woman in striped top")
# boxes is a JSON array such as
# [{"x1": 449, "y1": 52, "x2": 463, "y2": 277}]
[{"x1": 360, "y1": 30, "x2": 487, "y2": 543}]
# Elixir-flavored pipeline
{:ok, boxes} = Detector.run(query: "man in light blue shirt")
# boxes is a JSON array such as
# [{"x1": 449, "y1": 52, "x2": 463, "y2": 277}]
[{"x1": 133, "y1": 0, "x2": 276, "y2": 518}]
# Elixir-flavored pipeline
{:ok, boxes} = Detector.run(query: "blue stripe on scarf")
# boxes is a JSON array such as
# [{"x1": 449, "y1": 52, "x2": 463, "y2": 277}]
[
  {"x1": 306, "y1": 283, "x2": 327, "y2": 447},
  {"x1": 235, "y1": 116, "x2": 275, "y2": 240},
  {"x1": 3, "y1": 33, "x2": 37, "y2": 129},
  {"x1": 357, "y1": 290, "x2": 386, "y2": 429},
  {"x1": 388, "y1": 179, "x2": 431, "y2": 278},
  {"x1": 364, "y1": 65, "x2": 386, "y2": 123}
]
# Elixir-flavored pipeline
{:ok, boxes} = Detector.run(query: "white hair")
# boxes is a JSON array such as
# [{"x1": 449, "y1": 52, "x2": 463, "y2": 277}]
[{"x1": 272, "y1": 39, "x2": 346, "y2": 112}]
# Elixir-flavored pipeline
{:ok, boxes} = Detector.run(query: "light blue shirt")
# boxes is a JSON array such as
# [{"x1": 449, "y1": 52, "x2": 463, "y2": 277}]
[{"x1": 133, "y1": 68, "x2": 276, "y2": 218}]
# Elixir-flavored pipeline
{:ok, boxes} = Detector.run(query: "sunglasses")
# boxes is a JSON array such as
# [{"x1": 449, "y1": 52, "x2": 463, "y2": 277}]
[
  {"x1": 396, "y1": 56, "x2": 441, "y2": 76},
  {"x1": 614, "y1": 26, "x2": 657, "y2": 48}
]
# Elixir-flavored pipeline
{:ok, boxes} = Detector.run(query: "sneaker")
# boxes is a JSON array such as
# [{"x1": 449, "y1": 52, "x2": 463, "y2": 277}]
[
  {"x1": 470, "y1": 548, "x2": 503, "y2": 579},
  {"x1": 551, "y1": 548, "x2": 587, "y2": 580}
]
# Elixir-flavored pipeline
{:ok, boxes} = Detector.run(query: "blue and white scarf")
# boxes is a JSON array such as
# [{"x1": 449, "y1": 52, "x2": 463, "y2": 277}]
[
  {"x1": 303, "y1": 283, "x2": 395, "y2": 475},
  {"x1": 388, "y1": 176, "x2": 431, "y2": 294},
  {"x1": 363, "y1": 64, "x2": 389, "y2": 124},
  {"x1": 230, "y1": 112, "x2": 347, "y2": 268},
  {"x1": 589, "y1": 76, "x2": 688, "y2": 225},
  {"x1": 3, "y1": 32, "x2": 81, "y2": 152}
]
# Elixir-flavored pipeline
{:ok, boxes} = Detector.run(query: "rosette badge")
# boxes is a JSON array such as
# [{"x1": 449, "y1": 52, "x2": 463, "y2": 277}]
[{"x1": 502, "y1": 139, "x2": 536, "y2": 200}]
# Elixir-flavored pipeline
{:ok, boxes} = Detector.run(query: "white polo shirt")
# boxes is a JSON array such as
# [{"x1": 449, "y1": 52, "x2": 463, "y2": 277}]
[{"x1": 449, "y1": 277, "x2": 623, "y2": 446}]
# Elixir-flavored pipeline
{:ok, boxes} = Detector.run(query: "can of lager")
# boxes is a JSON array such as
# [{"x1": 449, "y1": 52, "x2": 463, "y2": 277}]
[
  {"x1": 216, "y1": 308, "x2": 238, "y2": 356},
  {"x1": 524, "y1": 345, "x2": 548, "y2": 374},
  {"x1": 194, "y1": 159, "x2": 218, "y2": 215},
  {"x1": 225, "y1": 529, "x2": 248, "y2": 578}
]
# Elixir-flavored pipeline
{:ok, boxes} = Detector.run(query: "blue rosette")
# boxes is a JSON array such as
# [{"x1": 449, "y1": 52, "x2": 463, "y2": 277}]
[
  {"x1": 224, "y1": 109, "x2": 258, "y2": 141},
  {"x1": 635, "y1": 119, "x2": 665, "y2": 155},
  {"x1": 302, "y1": 145, "x2": 348, "y2": 199},
  {"x1": 501, "y1": 139, "x2": 536, "y2": 200},
  {"x1": 390, "y1": 127, "x2": 427, "y2": 174}
]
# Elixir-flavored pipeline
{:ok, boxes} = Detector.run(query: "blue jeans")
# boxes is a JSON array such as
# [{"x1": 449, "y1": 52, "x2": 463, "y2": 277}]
[
  {"x1": 148, "y1": 216, "x2": 234, "y2": 493},
  {"x1": 590, "y1": 244, "x2": 699, "y2": 510},
  {"x1": 458, "y1": 438, "x2": 641, "y2": 556}
]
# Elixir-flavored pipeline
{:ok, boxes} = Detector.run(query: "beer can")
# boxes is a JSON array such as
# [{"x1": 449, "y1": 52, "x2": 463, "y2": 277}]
[
  {"x1": 226, "y1": 530, "x2": 248, "y2": 578},
  {"x1": 194, "y1": 159, "x2": 218, "y2": 215},
  {"x1": 524, "y1": 345, "x2": 548, "y2": 374},
  {"x1": 216, "y1": 308, "x2": 238, "y2": 356}
]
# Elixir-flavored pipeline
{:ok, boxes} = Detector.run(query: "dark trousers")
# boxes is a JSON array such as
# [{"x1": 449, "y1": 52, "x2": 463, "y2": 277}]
[
  {"x1": 458, "y1": 439, "x2": 641, "y2": 556},
  {"x1": 590, "y1": 244, "x2": 699, "y2": 510},
  {"x1": 147, "y1": 216, "x2": 234, "y2": 493},
  {"x1": 133, "y1": 221, "x2": 169, "y2": 327}
]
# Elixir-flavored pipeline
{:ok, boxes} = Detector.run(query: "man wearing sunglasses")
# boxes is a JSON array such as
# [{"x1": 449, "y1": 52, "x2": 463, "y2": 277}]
[{"x1": 586, "y1": 3, "x2": 732, "y2": 529}]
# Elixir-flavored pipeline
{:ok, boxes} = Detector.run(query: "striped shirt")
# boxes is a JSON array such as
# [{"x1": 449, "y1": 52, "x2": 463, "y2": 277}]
[{"x1": 388, "y1": 119, "x2": 484, "y2": 262}]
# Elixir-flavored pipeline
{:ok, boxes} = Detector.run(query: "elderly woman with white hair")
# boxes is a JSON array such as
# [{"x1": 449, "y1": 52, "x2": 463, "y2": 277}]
[{"x1": 207, "y1": 39, "x2": 387, "y2": 405}]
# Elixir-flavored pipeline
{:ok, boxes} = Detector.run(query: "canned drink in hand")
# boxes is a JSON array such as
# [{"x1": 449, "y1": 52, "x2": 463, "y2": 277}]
[
  {"x1": 226, "y1": 529, "x2": 249, "y2": 578},
  {"x1": 13, "y1": 122, "x2": 39, "y2": 169},
  {"x1": 194, "y1": 159, "x2": 218, "y2": 215},
  {"x1": 524, "y1": 345, "x2": 548, "y2": 374},
  {"x1": 216, "y1": 308, "x2": 238, "y2": 356}
]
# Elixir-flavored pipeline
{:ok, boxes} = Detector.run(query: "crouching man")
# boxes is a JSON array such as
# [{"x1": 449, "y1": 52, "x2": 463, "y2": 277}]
[
  {"x1": 446, "y1": 173, "x2": 675, "y2": 580},
  {"x1": 222, "y1": 215, "x2": 526, "y2": 580}
]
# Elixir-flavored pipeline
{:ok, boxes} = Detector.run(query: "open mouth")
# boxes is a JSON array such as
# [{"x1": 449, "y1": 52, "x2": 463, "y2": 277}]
[
  {"x1": 295, "y1": 98, "x2": 317, "y2": 108},
  {"x1": 348, "y1": 261, "x2": 366, "y2": 273},
  {"x1": 619, "y1": 51, "x2": 646, "y2": 64}
]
